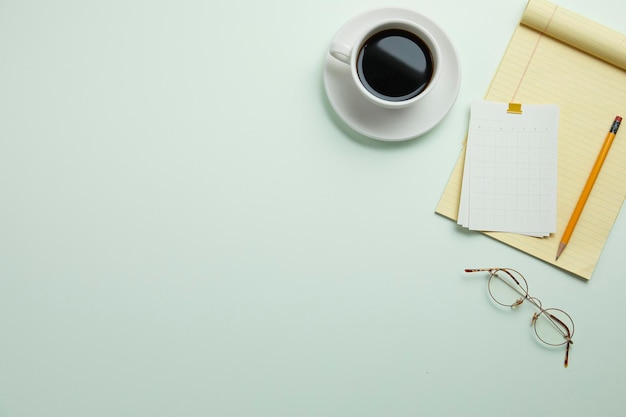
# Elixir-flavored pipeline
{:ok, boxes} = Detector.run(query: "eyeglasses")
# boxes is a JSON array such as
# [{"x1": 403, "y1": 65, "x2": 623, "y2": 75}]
[{"x1": 465, "y1": 268, "x2": 575, "y2": 368}]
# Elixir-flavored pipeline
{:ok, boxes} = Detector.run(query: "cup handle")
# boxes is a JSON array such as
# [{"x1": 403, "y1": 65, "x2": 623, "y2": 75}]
[{"x1": 329, "y1": 42, "x2": 352, "y2": 64}]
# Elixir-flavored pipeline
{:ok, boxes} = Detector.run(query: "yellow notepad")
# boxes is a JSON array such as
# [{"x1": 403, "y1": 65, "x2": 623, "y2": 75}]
[{"x1": 436, "y1": 0, "x2": 626, "y2": 280}]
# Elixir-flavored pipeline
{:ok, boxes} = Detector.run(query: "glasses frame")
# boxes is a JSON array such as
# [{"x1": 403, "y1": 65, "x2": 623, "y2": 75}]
[{"x1": 465, "y1": 267, "x2": 575, "y2": 368}]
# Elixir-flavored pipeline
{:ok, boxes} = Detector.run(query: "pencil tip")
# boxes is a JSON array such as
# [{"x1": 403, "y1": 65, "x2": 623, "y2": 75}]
[{"x1": 555, "y1": 242, "x2": 566, "y2": 261}]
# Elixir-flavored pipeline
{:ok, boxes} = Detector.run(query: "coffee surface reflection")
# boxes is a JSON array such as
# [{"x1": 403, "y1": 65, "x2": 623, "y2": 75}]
[{"x1": 357, "y1": 29, "x2": 434, "y2": 102}]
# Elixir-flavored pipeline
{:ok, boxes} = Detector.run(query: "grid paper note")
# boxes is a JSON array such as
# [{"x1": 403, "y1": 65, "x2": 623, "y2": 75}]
[{"x1": 458, "y1": 101, "x2": 559, "y2": 236}]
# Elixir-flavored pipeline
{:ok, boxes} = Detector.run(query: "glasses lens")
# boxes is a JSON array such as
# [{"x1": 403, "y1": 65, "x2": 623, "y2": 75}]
[
  {"x1": 487, "y1": 269, "x2": 529, "y2": 307},
  {"x1": 533, "y1": 308, "x2": 574, "y2": 346}
]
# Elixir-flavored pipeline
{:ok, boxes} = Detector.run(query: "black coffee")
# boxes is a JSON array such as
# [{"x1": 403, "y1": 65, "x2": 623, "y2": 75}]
[{"x1": 357, "y1": 29, "x2": 434, "y2": 102}]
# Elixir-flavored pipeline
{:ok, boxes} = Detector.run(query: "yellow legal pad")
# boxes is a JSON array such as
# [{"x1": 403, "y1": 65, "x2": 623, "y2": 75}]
[{"x1": 436, "y1": 0, "x2": 626, "y2": 279}]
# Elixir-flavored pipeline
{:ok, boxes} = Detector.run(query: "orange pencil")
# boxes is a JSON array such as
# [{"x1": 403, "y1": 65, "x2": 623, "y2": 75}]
[{"x1": 556, "y1": 116, "x2": 622, "y2": 260}]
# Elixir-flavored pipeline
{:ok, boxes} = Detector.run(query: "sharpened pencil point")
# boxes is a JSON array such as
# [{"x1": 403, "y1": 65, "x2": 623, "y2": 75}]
[{"x1": 555, "y1": 242, "x2": 566, "y2": 261}]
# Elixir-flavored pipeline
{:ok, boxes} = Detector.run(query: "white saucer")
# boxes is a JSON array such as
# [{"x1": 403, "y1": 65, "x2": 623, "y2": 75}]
[{"x1": 323, "y1": 8, "x2": 461, "y2": 141}]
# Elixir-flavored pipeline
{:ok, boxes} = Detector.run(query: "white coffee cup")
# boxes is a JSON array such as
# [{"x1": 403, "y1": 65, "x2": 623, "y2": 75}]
[{"x1": 329, "y1": 18, "x2": 441, "y2": 109}]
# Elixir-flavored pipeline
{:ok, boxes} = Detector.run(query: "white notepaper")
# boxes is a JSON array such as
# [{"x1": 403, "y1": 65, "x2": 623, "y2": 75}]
[{"x1": 458, "y1": 100, "x2": 559, "y2": 236}]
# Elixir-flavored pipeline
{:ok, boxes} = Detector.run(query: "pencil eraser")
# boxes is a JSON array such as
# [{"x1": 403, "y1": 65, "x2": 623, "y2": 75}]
[{"x1": 616, "y1": 116, "x2": 623, "y2": 122}]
